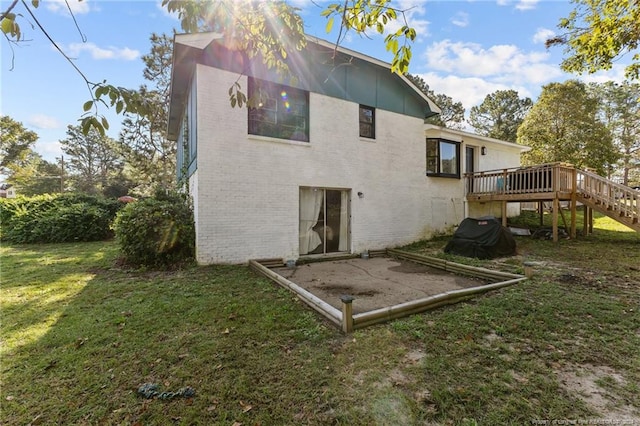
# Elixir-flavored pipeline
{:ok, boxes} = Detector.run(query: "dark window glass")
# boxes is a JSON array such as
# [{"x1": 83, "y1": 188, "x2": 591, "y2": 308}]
[
  {"x1": 248, "y1": 78, "x2": 309, "y2": 142},
  {"x1": 359, "y1": 105, "x2": 375, "y2": 139},
  {"x1": 426, "y1": 138, "x2": 461, "y2": 178}
]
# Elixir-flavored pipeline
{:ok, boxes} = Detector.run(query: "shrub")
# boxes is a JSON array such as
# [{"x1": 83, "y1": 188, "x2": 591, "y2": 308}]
[
  {"x1": 112, "y1": 192, "x2": 195, "y2": 267},
  {"x1": 0, "y1": 194, "x2": 121, "y2": 243}
]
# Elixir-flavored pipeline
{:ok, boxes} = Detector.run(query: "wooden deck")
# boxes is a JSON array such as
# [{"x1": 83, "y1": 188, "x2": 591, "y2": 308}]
[{"x1": 465, "y1": 163, "x2": 640, "y2": 241}]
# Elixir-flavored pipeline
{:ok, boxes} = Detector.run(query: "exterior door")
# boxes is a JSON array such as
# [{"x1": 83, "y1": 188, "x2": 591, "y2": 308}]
[
  {"x1": 465, "y1": 146, "x2": 475, "y2": 193},
  {"x1": 299, "y1": 188, "x2": 350, "y2": 255}
]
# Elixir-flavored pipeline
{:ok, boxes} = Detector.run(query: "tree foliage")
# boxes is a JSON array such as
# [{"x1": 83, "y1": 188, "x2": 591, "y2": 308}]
[
  {"x1": 468, "y1": 90, "x2": 533, "y2": 142},
  {"x1": 0, "y1": 115, "x2": 38, "y2": 176},
  {"x1": 517, "y1": 80, "x2": 618, "y2": 176},
  {"x1": 547, "y1": 0, "x2": 640, "y2": 80},
  {"x1": 588, "y1": 81, "x2": 640, "y2": 185},
  {"x1": 407, "y1": 74, "x2": 465, "y2": 129},
  {"x1": 60, "y1": 125, "x2": 124, "y2": 195},
  {"x1": 2, "y1": 0, "x2": 419, "y2": 135},
  {"x1": 118, "y1": 34, "x2": 175, "y2": 194}
]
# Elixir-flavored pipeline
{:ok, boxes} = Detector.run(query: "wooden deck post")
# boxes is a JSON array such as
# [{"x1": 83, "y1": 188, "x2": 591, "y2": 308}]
[
  {"x1": 340, "y1": 295, "x2": 355, "y2": 333},
  {"x1": 570, "y1": 167, "x2": 577, "y2": 239},
  {"x1": 502, "y1": 201, "x2": 507, "y2": 226},
  {"x1": 552, "y1": 196, "x2": 559, "y2": 242}
]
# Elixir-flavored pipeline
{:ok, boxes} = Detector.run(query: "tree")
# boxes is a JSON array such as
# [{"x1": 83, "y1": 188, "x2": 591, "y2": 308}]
[
  {"x1": 13, "y1": 155, "x2": 63, "y2": 196},
  {"x1": 3, "y1": 0, "x2": 420, "y2": 135},
  {"x1": 547, "y1": 0, "x2": 640, "y2": 80},
  {"x1": 0, "y1": 115, "x2": 38, "y2": 177},
  {"x1": 407, "y1": 75, "x2": 465, "y2": 129},
  {"x1": 516, "y1": 80, "x2": 618, "y2": 176},
  {"x1": 118, "y1": 34, "x2": 176, "y2": 194},
  {"x1": 468, "y1": 90, "x2": 533, "y2": 142},
  {"x1": 588, "y1": 81, "x2": 640, "y2": 185},
  {"x1": 60, "y1": 125, "x2": 123, "y2": 195}
]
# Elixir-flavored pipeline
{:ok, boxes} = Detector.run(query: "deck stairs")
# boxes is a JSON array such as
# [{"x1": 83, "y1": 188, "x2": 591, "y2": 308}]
[
  {"x1": 575, "y1": 169, "x2": 640, "y2": 232},
  {"x1": 465, "y1": 163, "x2": 639, "y2": 233}
]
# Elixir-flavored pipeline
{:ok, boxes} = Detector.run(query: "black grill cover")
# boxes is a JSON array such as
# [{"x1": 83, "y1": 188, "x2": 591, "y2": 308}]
[{"x1": 444, "y1": 217, "x2": 516, "y2": 259}]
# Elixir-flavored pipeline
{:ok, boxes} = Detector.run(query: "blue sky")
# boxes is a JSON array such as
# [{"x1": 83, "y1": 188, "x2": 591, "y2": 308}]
[{"x1": 0, "y1": 0, "x2": 631, "y2": 163}]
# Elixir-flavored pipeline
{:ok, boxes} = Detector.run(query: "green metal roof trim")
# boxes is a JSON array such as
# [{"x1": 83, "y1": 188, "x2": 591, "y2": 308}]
[{"x1": 167, "y1": 33, "x2": 440, "y2": 140}]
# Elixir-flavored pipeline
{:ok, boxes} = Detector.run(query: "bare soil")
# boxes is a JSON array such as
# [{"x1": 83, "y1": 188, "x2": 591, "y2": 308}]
[{"x1": 273, "y1": 257, "x2": 488, "y2": 314}]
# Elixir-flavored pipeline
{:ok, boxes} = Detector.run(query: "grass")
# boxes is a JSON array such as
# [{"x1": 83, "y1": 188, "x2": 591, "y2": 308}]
[{"x1": 1, "y1": 210, "x2": 639, "y2": 424}]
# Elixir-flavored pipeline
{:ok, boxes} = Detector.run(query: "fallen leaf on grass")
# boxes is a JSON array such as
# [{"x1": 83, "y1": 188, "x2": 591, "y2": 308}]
[
  {"x1": 239, "y1": 400, "x2": 252, "y2": 413},
  {"x1": 206, "y1": 405, "x2": 217, "y2": 412},
  {"x1": 232, "y1": 422, "x2": 242, "y2": 426},
  {"x1": 222, "y1": 328, "x2": 230, "y2": 335}
]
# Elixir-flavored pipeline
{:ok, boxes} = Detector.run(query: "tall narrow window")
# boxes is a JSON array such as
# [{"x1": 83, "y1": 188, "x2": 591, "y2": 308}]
[
  {"x1": 359, "y1": 105, "x2": 375, "y2": 139},
  {"x1": 426, "y1": 138, "x2": 461, "y2": 178},
  {"x1": 248, "y1": 77, "x2": 309, "y2": 142}
]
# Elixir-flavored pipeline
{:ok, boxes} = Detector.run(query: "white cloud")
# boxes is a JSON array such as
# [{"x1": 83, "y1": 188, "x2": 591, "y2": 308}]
[
  {"x1": 28, "y1": 114, "x2": 61, "y2": 130},
  {"x1": 495, "y1": 0, "x2": 538, "y2": 11},
  {"x1": 577, "y1": 64, "x2": 629, "y2": 85},
  {"x1": 35, "y1": 139, "x2": 63, "y2": 160},
  {"x1": 417, "y1": 72, "x2": 532, "y2": 112},
  {"x1": 423, "y1": 39, "x2": 562, "y2": 84},
  {"x1": 45, "y1": 0, "x2": 90, "y2": 15},
  {"x1": 65, "y1": 42, "x2": 140, "y2": 61},
  {"x1": 384, "y1": 0, "x2": 430, "y2": 39},
  {"x1": 515, "y1": 0, "x2": 538, "y2": 11},
  {"x1": 156, "y1": 0, "x2": 179, "y2": 20},
  {"x1": 451, "y1": 11, "x2": 469, "y2": 28},
  {"x1": 532, "y1": 27, "x2": 555, "y2": 44}
]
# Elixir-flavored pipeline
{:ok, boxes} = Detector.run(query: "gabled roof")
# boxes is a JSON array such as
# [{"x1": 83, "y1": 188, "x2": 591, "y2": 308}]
[{"x1": 167, "y1": 32, "x2": 441, "y2": 140}]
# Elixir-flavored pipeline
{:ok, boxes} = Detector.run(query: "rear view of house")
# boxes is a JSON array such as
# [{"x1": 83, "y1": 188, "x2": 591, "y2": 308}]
[{"x1": 167, "y1": 33, "x2": 526, "y2": 264}]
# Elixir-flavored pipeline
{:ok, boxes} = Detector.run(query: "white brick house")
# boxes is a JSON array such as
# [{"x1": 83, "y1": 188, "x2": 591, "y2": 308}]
[{"x1": 167, "y1": 33, "x2": 528, "y2": 264}]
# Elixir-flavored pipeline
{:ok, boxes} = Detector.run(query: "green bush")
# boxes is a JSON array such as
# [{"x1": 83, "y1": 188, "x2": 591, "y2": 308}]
[
  {"x1": 113, "y1": 192, "x2": 195, "y2": 267},
  {"x1": 0, "y1": 194, "x2": 120, "y2": 243}
]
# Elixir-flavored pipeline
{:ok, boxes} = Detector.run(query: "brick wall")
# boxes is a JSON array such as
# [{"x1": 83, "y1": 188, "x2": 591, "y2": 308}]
[{"x1": 192, "y1": 65, "x2": 466, "y2": 264}]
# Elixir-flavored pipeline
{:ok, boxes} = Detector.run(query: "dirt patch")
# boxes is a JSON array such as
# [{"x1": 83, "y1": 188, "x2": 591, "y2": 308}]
[
  {"x1": 556, "y1": 363, "x2": 640, "y2": 421},
  {"x1": 273, "y1": 257, "x2": 488, "y2": 314}
]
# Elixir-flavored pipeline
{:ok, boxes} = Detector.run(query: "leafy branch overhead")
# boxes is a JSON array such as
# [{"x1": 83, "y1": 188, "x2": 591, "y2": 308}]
[
  {"x1": 1, "y1": 0, "x2": 148, "y2": 136},
  {"x1": 161, "y1": 0, "x2": 418, "y2": 108},
  {"x1": 3, "y1": 0, "x2": 417, "y2": 135},
  {"x1": 547, "y1": 0, "x2": 640, "y2": 80}
]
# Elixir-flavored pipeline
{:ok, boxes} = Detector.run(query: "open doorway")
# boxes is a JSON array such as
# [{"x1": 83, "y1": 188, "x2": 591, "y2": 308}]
[{"x1": 299, "y1": 188, "x2": 350, "y2": 255}]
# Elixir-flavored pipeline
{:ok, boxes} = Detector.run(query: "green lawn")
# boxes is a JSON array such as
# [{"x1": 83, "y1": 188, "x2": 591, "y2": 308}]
[{"x1": 2, "y1": 212, "x2": 639, "y2": 425}]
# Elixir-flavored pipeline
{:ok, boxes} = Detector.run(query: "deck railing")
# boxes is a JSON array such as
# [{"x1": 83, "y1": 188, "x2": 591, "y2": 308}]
[
  {"x1": 466, "y1": 163, "x2": 575, "y2": 197},
  {"x1": 577, "y1": 169, "x2": 639, "y2": 222}
]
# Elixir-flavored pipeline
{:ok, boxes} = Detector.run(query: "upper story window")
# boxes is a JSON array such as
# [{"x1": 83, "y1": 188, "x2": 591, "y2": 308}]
[
  {"x1": 248, "y1": 77, "x2": 309, "y2": 142},
  {"x1": 359, "y1": 105, "x2": 375, "y2": 139},
  {"x1": 426, "y1": 138, "x2": 461, "y2": 178}
]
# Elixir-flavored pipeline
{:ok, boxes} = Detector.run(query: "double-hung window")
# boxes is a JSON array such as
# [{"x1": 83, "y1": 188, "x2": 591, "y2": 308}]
[
  {"x1": 426, "y1": 138, "x2": 461, "y2": 178},
  {"x1": 359, "y1": 105, "x2": 375, "y2": 139},
  {"x1": 248, "y1": 77, "x2": 309, "y2": 142}
]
